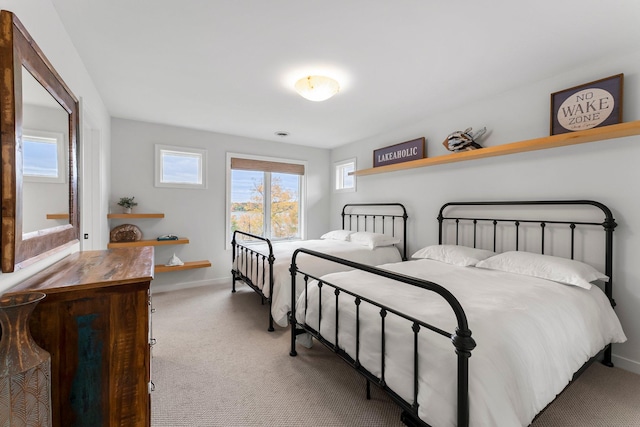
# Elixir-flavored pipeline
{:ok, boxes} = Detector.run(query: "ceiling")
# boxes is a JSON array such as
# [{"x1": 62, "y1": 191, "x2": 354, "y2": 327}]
[{"x1": 50, "y1": 0, "x2": 640, "y2": 149}]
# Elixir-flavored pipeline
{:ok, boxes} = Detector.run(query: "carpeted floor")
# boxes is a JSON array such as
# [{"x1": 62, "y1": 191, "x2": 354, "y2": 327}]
[{"x1": 150, "y1": 284, "x2": 640, "y2": 427}]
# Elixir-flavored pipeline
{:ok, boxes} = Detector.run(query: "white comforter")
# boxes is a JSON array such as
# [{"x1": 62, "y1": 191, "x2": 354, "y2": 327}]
[
  {"x1": 234, "y1": 239, "x2": 402, "y2": 327},
  {"x1": 295, "y1": 259, "x2": 626, "y2": 427}
]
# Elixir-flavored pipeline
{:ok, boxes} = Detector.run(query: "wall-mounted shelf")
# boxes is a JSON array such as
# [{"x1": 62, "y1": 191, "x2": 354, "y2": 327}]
[
  {"x1": 107, "y1": 211, "x2": 210, "y2": 271},
  {"x1": 107, "y1": 213, "x2": 165, "y2": 219},
  {"x1": 46, "y1": 213, "x2": 69, "y2": 219},
  {"x1": 107, "y1": 238, "x2": 189, "y2": 249},
  {"x1": 155, "y1": 260, "x2": 212, "y2": 273},
  {"x1": 353, "y1": 120, "x2": 640, "y2": 176}
]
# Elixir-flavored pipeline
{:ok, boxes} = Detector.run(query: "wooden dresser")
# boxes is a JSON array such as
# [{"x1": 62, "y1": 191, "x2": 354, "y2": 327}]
[{"x1": 6, "y1": 247, "x2": 154, "y2": 427}]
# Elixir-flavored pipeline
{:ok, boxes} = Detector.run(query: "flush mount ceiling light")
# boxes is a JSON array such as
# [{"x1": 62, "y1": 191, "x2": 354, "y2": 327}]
[{"x1": 294, "y1": 75, "x2": 340, "y2": 102}]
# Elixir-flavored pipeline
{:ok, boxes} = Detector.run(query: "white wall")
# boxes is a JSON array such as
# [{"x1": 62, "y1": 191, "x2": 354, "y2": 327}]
[
  {"x1": 110, "y1": 118, "x2": 331, "y2": 293},
  {"x1": 0, "y1": 0, "x2": 111, "y2": 293},
  {"x1": 331, "y1": 48, "x2": 640, "y2": 373}
]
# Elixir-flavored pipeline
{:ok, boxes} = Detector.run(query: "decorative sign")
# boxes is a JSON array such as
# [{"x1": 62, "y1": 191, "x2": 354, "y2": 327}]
[
  {"x1": 550, "y1": 74, "x2": 623, "y2": 135},
  {"x1": 373, "y1": 137, "x2": 425, "y2": 167}
]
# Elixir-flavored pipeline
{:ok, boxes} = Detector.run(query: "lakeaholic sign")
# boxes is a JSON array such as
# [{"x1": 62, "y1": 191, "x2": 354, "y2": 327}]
[
  {"x1": 373, "y1": 137, "x2": 425, "y2": 167},
  {"x1": 550, "y1": 74, "x2": 623, "y2": 135}
]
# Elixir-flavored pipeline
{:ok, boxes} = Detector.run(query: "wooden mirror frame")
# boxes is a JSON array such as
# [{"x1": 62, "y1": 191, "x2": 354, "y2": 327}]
[{"x1": 0, "y1": 11, "x2": 79, "y2": 273}]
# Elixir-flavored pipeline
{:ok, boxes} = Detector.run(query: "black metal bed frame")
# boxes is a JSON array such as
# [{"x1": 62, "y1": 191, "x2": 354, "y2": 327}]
[
  {"x1": 289, "y1": 200, "x2": 617, "y2": 427},
  {"x1": 437, "y1": 200, "x2": 617, "y2": 314},
  {"x1": 231, "y1": 203, "x2": 408, "y2": 331}
]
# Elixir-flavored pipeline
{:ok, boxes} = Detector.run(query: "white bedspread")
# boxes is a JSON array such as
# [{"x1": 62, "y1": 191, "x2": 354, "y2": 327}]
[
  {"x1": 234, "y1": 239, "x2": 402, "y2": 327},
  {"x1": 295, "y1": 259, "x2": 626, "y2": 427}
]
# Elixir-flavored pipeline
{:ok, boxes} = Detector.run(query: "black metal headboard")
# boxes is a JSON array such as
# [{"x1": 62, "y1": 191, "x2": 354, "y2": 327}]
[
  {"x1": 437, "y1": 200, "x2": 616, "y2": 306},
  {"x1": 341, "y1": 203, "x2": 408, "y2": 260}
]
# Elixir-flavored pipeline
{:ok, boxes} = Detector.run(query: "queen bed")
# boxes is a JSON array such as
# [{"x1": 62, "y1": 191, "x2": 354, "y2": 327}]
[
  {"x1": 231, "y1": 203, "x2": 408, "y2": 331},
  {"x1": 288, "y1": 200, "x2": 626, "y2": 427}
]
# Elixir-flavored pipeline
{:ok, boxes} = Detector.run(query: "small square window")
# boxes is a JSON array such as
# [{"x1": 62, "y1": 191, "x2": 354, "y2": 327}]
[
  {"x1": 155, "y1": 144, "x2": 207, "y2": 189},
  {"x1": 23, "y1": 130, "x2": 65, "y2": 183},
  {"x1": 334, "y1": 158, "x2": 356, "y2": 192}
]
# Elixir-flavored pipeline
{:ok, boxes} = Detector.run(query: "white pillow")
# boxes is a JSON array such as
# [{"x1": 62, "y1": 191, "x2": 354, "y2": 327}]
[
  {"x1": 320, "y1": 229, "x2": 354, "y2": 241},
  {"x1": 349, "y1": 231, "x2": 402, "y2": 249},
  {"x1": 475, "y1": 251, "x2": 609, "y2": 290},
  {"x1": 411, "y1": 244, "x2": 496, "y2": 267}
]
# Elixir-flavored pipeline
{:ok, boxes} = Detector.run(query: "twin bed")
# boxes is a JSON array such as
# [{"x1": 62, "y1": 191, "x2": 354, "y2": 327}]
[
  {"x1": 231, "y1": 203, "x2": 408, "y2": 330},
  {"x1": 288, "y1": 200, "x2": 626, "y2": 427}
]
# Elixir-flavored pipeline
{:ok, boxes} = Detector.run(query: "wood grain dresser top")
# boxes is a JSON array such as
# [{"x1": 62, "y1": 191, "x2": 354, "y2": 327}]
[{"x1": 6, "y1": 247, "x2": 154, "y2": 295}]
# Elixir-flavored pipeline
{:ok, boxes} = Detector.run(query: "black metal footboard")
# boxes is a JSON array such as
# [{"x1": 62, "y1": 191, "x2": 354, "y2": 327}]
[
  {"x1": 231, "y1": 230, "x2": 276, "y2": 331},
  {"x1": 289, "y1": 248, "x2": 476, "y2": 427}
]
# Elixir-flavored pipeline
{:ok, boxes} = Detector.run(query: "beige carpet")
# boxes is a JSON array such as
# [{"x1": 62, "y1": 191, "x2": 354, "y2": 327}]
[{"x1": 150, "y1": 284, "x2": 640, "y2": 427}]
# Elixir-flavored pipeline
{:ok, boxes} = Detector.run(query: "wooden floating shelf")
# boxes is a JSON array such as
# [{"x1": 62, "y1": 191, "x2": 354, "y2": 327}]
[
  {"x1": 108, "y1": 213, "x2": 165, "y2": 219},
  {"x1": 107, "y1": 238, "x2": 189, "y2": 249},
  {"x1": 353, "y1": 120, "x2": 640, "y2": 176},
  {"x1": 46, "y1": 213, "x2": 69, "y2": 219},
  {"x1": 155, "y1": 260, "x2": 212, "y2": 273}
]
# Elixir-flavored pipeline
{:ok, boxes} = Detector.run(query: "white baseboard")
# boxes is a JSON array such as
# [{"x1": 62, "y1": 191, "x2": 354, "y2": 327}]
[
  {"x1": 152, "y1": 275, "x2": 231, "y2": 294},
  {"x1": 612, "y1": 353, "x2": 640, "y2": 374}
]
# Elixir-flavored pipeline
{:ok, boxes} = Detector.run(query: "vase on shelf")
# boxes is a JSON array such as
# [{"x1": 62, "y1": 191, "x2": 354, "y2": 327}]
[
  {"x1": 123, "y1": 207, "x2": 132, "y2": 214},
  {"x1": 0, "y1": 292, "x2": 52, "y2": 427}
]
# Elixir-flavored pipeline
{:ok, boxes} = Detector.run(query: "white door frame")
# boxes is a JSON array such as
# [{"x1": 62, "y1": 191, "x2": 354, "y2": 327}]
[{"x1": 79, "y1": 98, "x2": 105, "y2": 250}]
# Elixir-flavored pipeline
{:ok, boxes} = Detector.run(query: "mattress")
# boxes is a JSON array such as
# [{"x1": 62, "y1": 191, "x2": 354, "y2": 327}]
[
  {"x1": 234, "y1": 239, "x2": 402, "y2": 327},
  {"x1": 295, "y1": 259, "x2": 626, "y2": 427}
]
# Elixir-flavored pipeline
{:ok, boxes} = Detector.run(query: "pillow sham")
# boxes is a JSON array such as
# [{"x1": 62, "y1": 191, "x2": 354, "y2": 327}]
[
  {"x1": 411, "y1": 244, "x2": 496, "y2": 267},
  {"x1": 475, "y1": 251, "x2": 609, "y2": 290},
  {"x1": 320, "y1": 229, "x2": 354, "y2": 241},
  {"x1": 349, "y1": 231, "x2": 402, "y2": 249}
]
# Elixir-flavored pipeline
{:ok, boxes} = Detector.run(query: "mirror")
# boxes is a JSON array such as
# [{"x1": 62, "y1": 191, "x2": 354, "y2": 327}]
[
  {"x1": 22, "y1": 66, "x2": 70, "y2": 234},
  {"x1": 0, "y1": 10, "x2": 79, "y2": 272}
]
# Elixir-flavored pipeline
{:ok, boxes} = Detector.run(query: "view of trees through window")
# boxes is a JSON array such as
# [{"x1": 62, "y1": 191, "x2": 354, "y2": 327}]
[{"x1": 230, "y1": 170, "x2": 300, "y2": 240}]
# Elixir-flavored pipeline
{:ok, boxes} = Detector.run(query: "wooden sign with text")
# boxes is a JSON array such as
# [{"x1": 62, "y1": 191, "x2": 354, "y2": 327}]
[
  {"x1": 373, "y1": 137, "x2": 425, "y2": 167},
  {"x1": 550, "y1": 74, "x2": 623, "y2": 135}
]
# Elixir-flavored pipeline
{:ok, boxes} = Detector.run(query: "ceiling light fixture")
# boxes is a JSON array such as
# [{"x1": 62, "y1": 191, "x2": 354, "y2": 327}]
[{"x1": 294, "y1": 75, "x2": 340, "y2": 102}]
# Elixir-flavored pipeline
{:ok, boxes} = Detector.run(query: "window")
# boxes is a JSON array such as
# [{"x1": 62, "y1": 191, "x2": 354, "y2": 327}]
[
  {"x1": 334, "y1": 158, "x2": 356, "y2": 192},
  {"x1": 155, "y1": 144, "x2": 207, "y2": 189},
  {"x1": 23, "y1": 129, "x2": 65, "y2": 183},
  {"x1": 227, "y1": 153, "x2": 305, "y2": 246}
]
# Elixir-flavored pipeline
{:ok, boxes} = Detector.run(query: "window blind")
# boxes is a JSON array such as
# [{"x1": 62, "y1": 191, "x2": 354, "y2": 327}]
[{"x1": 230, "y1": 157, "x2": 305, "y2": 175}]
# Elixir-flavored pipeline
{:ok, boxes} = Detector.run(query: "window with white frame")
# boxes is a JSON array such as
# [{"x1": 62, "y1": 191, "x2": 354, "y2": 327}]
[
  {"x1": 334, "y1": 158, "x2": 356, "y2": 192},
  {"x1": 23, "y1": 129, "x2": 66, "y2": 183},
  {"x1": 227, "y1": 153, "x2": 305, "y2": 245},
  {"x1": 155, "y1": 144, "x2": 207, "y2": 189}
]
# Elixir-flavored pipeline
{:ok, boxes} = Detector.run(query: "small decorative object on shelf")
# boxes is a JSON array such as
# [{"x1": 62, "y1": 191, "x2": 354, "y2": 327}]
[
  {"x1": 166, "y1": 253, "x2": 184, "y2": 267},
  {"x1": 442, "y1": 127, "x2": 487, "y2": 152},
  {"x1": 117, "y1": 196, "x2": 138, "y2": 214},
  {"x1": 0, "y1": 292, "x2": 52, "y2": 426},
  {"x1": 157, "y1": 234, "x2": 179, "y2": 241},
  {"x1": 110, "y1": 224, "x2": 143, "y2": 242}
]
